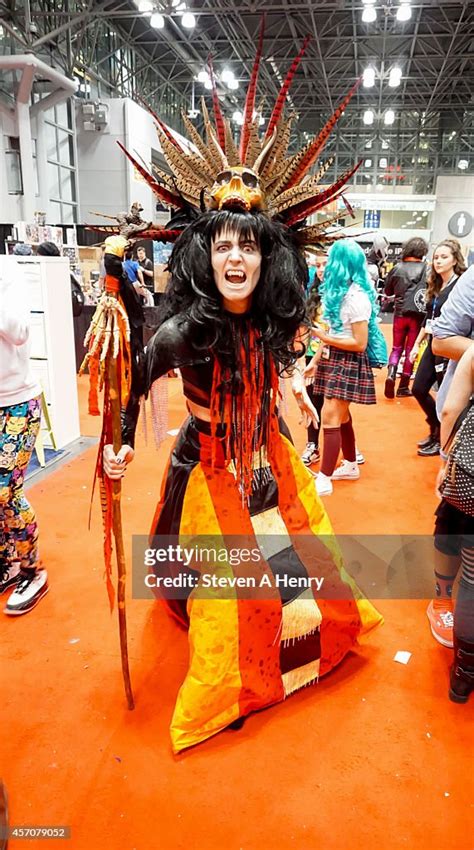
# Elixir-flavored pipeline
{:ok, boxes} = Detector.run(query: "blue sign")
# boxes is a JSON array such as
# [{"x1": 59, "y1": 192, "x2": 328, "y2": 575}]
[{"x1": 364, "y1": 210, "x2": 381, "y2": 228}]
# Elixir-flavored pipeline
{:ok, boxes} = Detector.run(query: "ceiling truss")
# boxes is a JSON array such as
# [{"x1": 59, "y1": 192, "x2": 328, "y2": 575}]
[{"x1": 0, "y1": 0, "x2": 473, "y2": 193}]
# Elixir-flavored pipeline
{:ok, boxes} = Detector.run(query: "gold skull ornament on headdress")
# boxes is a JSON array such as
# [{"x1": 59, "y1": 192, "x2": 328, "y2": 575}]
[{"x1": 209, "y1": 166, "x2": 264, "y2": 212}]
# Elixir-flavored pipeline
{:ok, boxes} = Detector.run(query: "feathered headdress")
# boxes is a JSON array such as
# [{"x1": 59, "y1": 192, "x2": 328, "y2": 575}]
[{"x1": 104, "y1": 18, "x2": 361, "y2": 248}]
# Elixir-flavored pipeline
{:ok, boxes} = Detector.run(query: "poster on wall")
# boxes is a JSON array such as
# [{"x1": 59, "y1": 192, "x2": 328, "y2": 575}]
[
  {"x1": 153, "y1": 241, "x2": 173, "y2": 264},
  {"x1": 153, "y1": 240, "x2": 172, "y2": 293}
]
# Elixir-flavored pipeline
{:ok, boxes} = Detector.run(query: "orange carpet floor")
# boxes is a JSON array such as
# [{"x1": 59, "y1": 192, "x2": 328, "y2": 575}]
[{"x1": 2, "y1": 359, "x2": 472, "y2": 850}]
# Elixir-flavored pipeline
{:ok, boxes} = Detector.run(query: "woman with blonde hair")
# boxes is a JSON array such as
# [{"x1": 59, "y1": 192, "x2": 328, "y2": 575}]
[{"x1": 410, "y1": 239, "x2": 466, "y2": 458}]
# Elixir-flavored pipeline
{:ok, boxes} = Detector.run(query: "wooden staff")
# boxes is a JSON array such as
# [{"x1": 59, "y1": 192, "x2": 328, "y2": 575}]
[{"x1": 107, "y1": 297, "x2": 134, "y2": 711}]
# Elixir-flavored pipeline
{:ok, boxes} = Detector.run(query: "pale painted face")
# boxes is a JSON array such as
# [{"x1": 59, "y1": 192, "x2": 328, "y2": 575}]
[
  {"x1": 211, "y1": 229, "x2": 262, "y2": 313},
  {"x1": 315, "y1": 255, "x2": 328, "y2": 282},
  {"x1": 433, "y1": 245, "x2": 455, "y2": 279}
]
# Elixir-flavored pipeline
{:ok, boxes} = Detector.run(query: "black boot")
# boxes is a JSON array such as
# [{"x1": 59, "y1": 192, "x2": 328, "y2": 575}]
[
  {"x1": 449, "y1": 636, "x2": 474, "y2": 703},
  {"x1": 396, "y1": 374, "x2": 412, "y2": 397},
  {"x1": 384, "y1": 364, "x2": 397, "y2": 399}
]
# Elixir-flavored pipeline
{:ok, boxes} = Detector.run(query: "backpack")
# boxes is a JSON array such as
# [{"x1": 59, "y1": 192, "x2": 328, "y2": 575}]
[{"x1": 403, "y1": 266, "x2": 427, "y2": 314}]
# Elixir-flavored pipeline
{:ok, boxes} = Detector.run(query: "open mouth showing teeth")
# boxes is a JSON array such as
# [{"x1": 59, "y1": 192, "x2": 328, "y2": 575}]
[
  {"x1": 221, "y1": 196, "x2": 251, "y2": 210},
  {"x1": 225, "y1": 271, "x2": 247, "y2": 283}
]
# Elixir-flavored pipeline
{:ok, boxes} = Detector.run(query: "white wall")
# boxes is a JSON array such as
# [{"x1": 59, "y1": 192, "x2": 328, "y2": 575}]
[
  {"x1": 76, "y1": 97, "x2": 177, "y2": 224},
  {"x1": 354, "y1": 227, "x2": 431, "y2": 247},
  {"x1": 431, "y1": 176, "x2": 474, "y2": 251},
  {"x1": 75, "y1": 99, "x2": 129, "y2": 221}
]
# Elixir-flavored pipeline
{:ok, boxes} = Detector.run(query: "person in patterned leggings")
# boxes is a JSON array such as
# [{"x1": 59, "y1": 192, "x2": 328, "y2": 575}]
[{"x1": 0, "y1": 263, "x2": 48, "y2": 615}]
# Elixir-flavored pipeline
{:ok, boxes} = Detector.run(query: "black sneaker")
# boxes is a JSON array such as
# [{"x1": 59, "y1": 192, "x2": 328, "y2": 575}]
[
  {"x1": 417, "y1": 441, "x2": 440, "y2": 457},
  {"x1": 417, "y1": 433, "x2": 433, "y2": 448},
  {"x1": 4, "y1": 569, "x2": 49, "y2": 616},
  {"x1": 0, "y1": 563, "x2": 21, "y2": 594},
  {"x1": 301, "y1": 442, "x2": 320, "y2": 465}
]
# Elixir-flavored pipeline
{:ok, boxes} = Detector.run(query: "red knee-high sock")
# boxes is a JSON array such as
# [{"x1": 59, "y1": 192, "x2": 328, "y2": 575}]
[
  {"x1": 340, "y1": 417, "x2": 356, "y2": 463},
  {"x1": 321, "y1": 427, "x2": 341, "y2": 477}
]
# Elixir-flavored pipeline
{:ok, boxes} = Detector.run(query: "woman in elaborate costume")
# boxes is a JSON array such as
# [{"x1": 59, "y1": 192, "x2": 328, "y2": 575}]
[
  {"x1": 104, "y1": 210, "x2": 382, "y2": 753},
  {"x1": 88, "y1": 23, "x2": 382, "y2": 752}
]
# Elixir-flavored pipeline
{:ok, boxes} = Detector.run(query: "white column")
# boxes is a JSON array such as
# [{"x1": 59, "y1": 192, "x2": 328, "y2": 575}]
[
  {"x1": 33, "y1": 111, "x2": 49, "y2": 213},
  {"x1": 16, "y1": 64, "x2": 35, "y2": 221},
  {"x1": 17, "y1": 100, "x2": 35, "y2": 220}
]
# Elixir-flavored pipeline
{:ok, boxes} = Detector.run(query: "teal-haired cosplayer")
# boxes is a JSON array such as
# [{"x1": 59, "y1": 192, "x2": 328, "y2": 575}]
[{"x1": 321, "y1": 239, "x2": 381, "y2": 355}]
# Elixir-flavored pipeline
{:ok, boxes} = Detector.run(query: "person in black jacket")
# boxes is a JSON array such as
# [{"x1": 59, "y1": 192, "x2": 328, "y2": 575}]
[
  {"x1": 384, "y1": 237, "x2": 428, "y2": 398},
  {"x1": 409, "y1": 239, "x2": 466, "y2": 456},
  {"x1": 36, "y1": 241, "x2": 84, "y2": 317}
]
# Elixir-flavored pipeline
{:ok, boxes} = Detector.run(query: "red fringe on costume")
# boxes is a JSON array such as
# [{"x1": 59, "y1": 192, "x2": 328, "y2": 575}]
[{"x1": 209, "y1": 324, "x2": 280, "y2": 499}]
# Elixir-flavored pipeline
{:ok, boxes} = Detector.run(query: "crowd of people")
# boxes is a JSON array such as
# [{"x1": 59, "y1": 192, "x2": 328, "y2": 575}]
[{"x1": 297, "y1": 233, "x2": 473, "y2": 703}]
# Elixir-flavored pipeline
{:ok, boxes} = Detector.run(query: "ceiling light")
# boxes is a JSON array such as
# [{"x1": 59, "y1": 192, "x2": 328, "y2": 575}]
[
  {"x1": 137, "y1": 0, "x2": 153, "y2": 11},
  {"x1": 362, "y1": 6, "x2": 377, "y2": 23},
  {"x1": 197, "y1": 70, "x2": 208, "y2": 83},
  {"x1": 379, "y1": 157, "x2": 388, "y2": 168},
  {"x1": 232, "y1": 110, "x2": 244, "y2": 125},
  {"x1": 381, "y1": 139, "x2": 389, "y2": 149},
  {"x1": 150, "y1": 12, "x2": 165, "y2": 28},
  {"x1": 204, "y1": 78, "x2": 212, "y2": 90},
  {"x1": 365, "y1": 140, "x2": 373, "y2": 149},
  {"x1": 389, "y1": 66, "x2": 402, "y2": 87},
  {"x1": 364, "y1": 159, "x2": 372, "y2": 167},
  {"x1": 421, "y1": 211, "x2": 428, "y2": 216},
  {"x1": 363, "y1": 109, "x2": 374, "y2": 125},
  {"x1": 384, "y1": 109, "x2": 395, "y2": 125},
  {"x1": 396, "y1": 3, "x2": 412, "y2": 22},
  {"x1": 181, "y1": 12, "x2": 196, "y2": 28},
  {"x1": 363, "y1": 67, "x2": 376, "y2": 87},
  {"x1": 221, "y1": 68, "x2": 234, "y2": 84},
  {"x1": 458, "y1": 159, "x2": 469, "y2": 170},
  {"x1": 227, "y1": 78, "x2": 239, "y2": 90}
]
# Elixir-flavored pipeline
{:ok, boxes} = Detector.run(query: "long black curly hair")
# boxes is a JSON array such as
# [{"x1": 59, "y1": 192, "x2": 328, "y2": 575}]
[{"x1": 159, "y1": 209, "x2": 308, "y2": 371}]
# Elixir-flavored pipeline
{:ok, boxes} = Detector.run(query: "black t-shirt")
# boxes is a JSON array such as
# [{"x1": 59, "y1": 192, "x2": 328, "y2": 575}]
[{"x1": 139, "y1": 257, "x2": 153, "y2": 277}]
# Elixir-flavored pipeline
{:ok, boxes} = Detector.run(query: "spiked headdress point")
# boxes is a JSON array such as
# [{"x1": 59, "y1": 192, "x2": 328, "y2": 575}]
[{"x1": 117, "y1": 17, "x2": 362, "y2": 249}]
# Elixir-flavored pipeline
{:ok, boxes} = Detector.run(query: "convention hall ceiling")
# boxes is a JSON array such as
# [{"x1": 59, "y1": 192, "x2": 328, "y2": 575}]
[{"x1": 1, "y1": 0, "x2": 473, "y2": 190}]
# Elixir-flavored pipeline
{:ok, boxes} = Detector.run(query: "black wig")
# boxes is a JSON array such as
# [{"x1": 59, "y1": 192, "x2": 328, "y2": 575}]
[{"x1": 159, "y1": 210, "x2": 308, "y2": 371}]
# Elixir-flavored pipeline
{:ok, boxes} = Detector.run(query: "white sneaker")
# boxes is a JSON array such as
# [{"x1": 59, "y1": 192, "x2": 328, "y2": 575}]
[
  {"x1": 4, "y1": 568, "x2": 49, "y2": 616},
  {"x1": 331, "y1": 460, "x2": 360, "y2": 480},
  {"x1": 315, "y1": 472, "x2": 333, "y2": 496},
  {"x1": 356, "y1": 450, "x2": 365, "y2": 465}
]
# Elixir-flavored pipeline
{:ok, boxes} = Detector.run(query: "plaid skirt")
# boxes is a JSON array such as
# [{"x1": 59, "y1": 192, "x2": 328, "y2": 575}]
[{"x1": 313, "y1": 346, "x2": 376, "y2": 404}]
